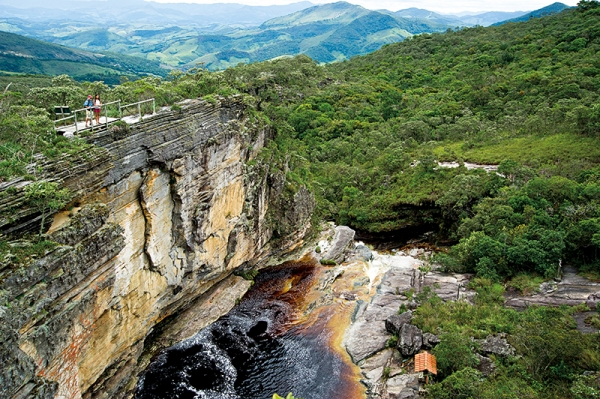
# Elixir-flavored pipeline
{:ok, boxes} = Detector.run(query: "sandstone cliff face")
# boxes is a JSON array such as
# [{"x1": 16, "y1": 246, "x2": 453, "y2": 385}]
[{"x1": 0, "y1": 97, "x2": 315, "y2": 399}]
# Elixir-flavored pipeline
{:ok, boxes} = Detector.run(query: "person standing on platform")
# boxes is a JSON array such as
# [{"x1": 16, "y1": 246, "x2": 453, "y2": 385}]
[
  {"x1": 93, "y1": 94, "x2": 102, "y2": 125},
  {"x1": 84, "y1": 95, "x2": 93, "y2": 127}
]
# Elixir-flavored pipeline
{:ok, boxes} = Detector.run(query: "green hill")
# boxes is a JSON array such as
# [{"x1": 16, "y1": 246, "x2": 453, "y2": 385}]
[
  {"x1": 0, "y1": 31, "x2": 168, "y2": 82},
  {"x1": 492, "y1": 2, "x2": 571, "y2": 25}
]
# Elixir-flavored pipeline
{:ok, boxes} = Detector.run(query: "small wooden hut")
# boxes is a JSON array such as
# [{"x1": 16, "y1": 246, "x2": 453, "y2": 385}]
[{"x1": 414, "y1": 351, "x2": 437, "y2": 383}]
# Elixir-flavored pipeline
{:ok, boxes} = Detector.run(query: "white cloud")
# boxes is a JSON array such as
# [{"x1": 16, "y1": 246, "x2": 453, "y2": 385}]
[{"x1": 151, "y1": 0, "x2": 580, "y2": 14}]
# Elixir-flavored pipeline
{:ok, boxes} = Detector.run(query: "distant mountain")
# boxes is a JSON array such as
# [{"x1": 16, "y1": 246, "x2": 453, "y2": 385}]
[
  {"x1": 0, "y1": 0, "x2": 315, "y2": 27},
  {"x1": 393, "y1": 8, "x2": 530, "y2": 27},
  {"x1": 492, "y1": 2, "x2": 571, "y2": 25},
  {"x1": 456, "y1": 11, "x2": 528, "y2": 26},
  {"x1": 393, "y1": 8, "x2": 466, "y2": 27},
  {"x1": 0, "y1": 31, "x2": 168, "y2": 82},
  {"x1": 262, "y1": 1, "x2": 370, "y2": 27}
]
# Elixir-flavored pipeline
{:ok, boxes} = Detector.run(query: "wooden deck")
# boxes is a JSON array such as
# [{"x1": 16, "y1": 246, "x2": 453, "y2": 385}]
[
  {"x1": 56, "y1": 114, "x2": 153, "y2": 137},
  {"x1": 56, "y1": 116, "x2": 118, "y2": 136}
]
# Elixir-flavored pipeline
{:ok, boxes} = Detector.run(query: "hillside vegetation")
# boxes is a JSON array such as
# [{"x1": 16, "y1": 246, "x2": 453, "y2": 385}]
[
  {"x1": 3, "y1": 2, "x2": 600, "y2": 280},
  {"x1": 0, "y1": 31, "x2": 168, "y2": 83}
]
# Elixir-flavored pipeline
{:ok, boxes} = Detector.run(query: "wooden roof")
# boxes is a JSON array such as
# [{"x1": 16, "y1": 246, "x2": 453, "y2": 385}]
[{"x1": 414, "y1": 351, "x2": 437, "y2": 375}]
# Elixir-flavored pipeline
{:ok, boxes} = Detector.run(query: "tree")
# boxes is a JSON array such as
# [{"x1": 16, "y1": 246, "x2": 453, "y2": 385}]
[
  {"x1": 578, "y1": 0, "x2": 600, "y2": 11},
  {"x1": 24, "y1": 181, "x2": 71, "y2": 236}
]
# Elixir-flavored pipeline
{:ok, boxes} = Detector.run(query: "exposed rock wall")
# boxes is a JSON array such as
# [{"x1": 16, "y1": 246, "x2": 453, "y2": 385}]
[{"x1": 0, "y1": 97, "x2": 315, "y2": 399}]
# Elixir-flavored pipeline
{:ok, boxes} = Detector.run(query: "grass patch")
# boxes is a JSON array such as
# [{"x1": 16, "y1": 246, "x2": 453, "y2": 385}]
[
  {"x1": 433, "y1": 133, "x2": 600, "y2": 166},
  {"x1": 0, "y1": 238, "x2": 59, "y2": 269},
  {"x1": 506, "y1": 273, "x2": 546, "y2": 295}
]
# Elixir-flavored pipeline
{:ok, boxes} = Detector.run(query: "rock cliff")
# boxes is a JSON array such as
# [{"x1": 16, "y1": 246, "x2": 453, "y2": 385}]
[{"x1": 0, "y1": 96, "x2": 315, "y2": 399}]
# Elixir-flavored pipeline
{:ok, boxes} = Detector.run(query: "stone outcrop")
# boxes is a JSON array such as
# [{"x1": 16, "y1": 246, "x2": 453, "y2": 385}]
[
  {"x1": 0, "y1": 97, "x2": 315, "y2": 399},
  {"x1": 422, "y1": 332, "x2": 440, "y2": 349},
  {"x1": 475, "y1": 333, "x2": 515, "y2": 357},
  {"x1": 317, "y1": 225, "x2": 355, "y2": 264},
  {"x1": 385, "y1": 311, "x2": 413, "y2": 336},
  {"x1": 398, "y1": 324, "x2": 423, "y2": 357},
  {"x1": 505, "y1": 266, "x2": 600, "y2": 310},
  {"x1": 343, "y1": 251, "x2": 477, "y2": 398}
]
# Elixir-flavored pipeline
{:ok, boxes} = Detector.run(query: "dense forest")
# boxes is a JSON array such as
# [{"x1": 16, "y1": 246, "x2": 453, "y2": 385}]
[
  {"x1": 3, "y1": 0, "x2": 600, "y2": 279},
  {"x1": 2, "y1": 2, "x2": 600, "y2": 397}
]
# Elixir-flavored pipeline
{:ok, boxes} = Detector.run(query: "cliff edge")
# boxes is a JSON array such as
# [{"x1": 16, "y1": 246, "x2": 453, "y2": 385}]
[{"x1": 0, "y1": 96, "x2": 315, "y2": 399}]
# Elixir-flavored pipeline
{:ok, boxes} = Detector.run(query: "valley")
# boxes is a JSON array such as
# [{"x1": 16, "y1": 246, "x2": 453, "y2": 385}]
[{"x1": 1, "y1": 1, "x2": 599, "y2": 399}]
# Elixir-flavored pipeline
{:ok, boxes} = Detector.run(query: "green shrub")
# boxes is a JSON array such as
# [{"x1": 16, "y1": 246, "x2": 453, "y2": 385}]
[
  {"x1": 427, "y1": 367, "x2": 483, "y2": 399},
  {"x1": 432, "y1": 329, "x2": 480, "y2": 376},
  {"x1": 386, "y1": 335, "x2": 398, "y2": 348},
  {"x1": 234, "y1": 268, "x2": 258, "y2": 281},
  {"x1": 506, "y1": 274, "x2": 545, "y2": 295}
]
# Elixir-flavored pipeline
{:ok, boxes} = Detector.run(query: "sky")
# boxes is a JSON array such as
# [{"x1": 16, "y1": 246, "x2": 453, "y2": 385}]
[{"x1": 152, "y1": 0, "x2": 580, "y2": 14}]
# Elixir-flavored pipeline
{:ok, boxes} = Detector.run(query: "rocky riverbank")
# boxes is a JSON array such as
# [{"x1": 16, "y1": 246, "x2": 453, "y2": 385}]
[{"x1": 311, "y1": 226, "x2": 600, "y2": 399}]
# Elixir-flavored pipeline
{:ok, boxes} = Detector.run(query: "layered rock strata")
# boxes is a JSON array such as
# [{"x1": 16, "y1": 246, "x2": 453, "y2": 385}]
[{"x1": 0, "y1": 97, "x2": 314, "y2": 399}]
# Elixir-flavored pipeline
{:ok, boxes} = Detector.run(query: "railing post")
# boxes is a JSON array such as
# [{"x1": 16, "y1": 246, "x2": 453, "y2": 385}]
[
  {"x1": 118, "y1": 100, "x2": 122, "y2": 120},
  {"x1": 138, "y1": 103, "x2": 142, "y2": 122},
  {"x1": 75, "y1": 112, "x2": 79, "y2": 135},
  {"x1": 104, "y1": 103, "x2": 108, "y2": 129},
  {"x1": 153, "y1": 99, "x2": 156, "y2": 115}
]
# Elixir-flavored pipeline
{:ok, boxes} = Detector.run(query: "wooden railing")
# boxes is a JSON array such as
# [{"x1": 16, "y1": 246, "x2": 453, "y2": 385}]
[{"x1": 53, "y1": 98, "x2": 156, "y2": 135}]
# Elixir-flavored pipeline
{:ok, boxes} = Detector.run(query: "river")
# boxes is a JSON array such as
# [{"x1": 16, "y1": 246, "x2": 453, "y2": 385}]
[{"x1": 134, "y1": 257, "x2": 373, "y2": 399}]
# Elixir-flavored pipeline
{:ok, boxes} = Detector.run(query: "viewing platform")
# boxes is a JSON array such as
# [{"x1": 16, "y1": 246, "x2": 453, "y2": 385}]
[{"x1": 54, "y1": 98, "x2": 156, "y2": 136}]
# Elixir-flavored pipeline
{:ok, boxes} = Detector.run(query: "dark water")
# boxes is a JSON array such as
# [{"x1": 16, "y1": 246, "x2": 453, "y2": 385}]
[{"x1": 135, "y1": 262, "x2": 356, "y2": 399}]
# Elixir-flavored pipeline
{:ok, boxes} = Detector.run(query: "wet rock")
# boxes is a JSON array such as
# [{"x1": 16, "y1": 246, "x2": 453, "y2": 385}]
[
  {"x1": 316, "y1": 267, "x2": 344, "y2": 291},
  {"x1": 353, "y1": 276, "x2": 371, "y2": 288},
  {"x1": 475, "y1": 333, "x2": 515, "y2": 357},
  {"x1": 385, "y1": 311, "x2": 413, "y2": 335},
  {"x1": 539, "y1": 281, "x2": 558, "y2": 294},
  {"x1": 345, "y1": 295, "x2": 403, "y2": 363},
  {"x1": 386, "y1": 373, "x2": 420, "y2": 399},
  {"x1": 319, "y1": 226, "x2": 356, "y2": 264},
  {"x1": 398, "y1": 324, "x2": 423, "y2": 357},
  {"x1": 422, "y1": 333, "x2": 440, "y2": 349},
  {"x1": 354, "y1": 244, "x2": 374, "y2": 261},
  {"x1": 476, "y1": 354, "x2": 496, "y2": 376}
]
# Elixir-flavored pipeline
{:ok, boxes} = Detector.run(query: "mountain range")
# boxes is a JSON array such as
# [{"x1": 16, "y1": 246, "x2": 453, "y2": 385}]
[{"x1": 0, "y1": 1, "x2": 572, "y2": 74}]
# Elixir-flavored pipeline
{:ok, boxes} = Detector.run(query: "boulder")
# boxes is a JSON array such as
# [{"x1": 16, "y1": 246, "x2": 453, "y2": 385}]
[
  {"x1": 476, "y1": 354, "x2": 496, "y2": 376},
  {"x1": 319, "y1": 226, "x2": 356, "y2": 264},
  {"x1": 385, "y1": 311, "x2": 413, "y2": 335},
  {"x1": 422, "y1": 332, "x2": 440, "y2": 349},
  {"x1": 398, "y1": 324, "x2": 423, "y2": 357},
  {"x1": 386, "y1": 373, "x2": 420, "y2": 399},
  {"x1": 354, "y1": 244, "x2": 374, "y2": 261},
  {"x1": 476, "y1": 333, "x2": 515, "y2": 357}
]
